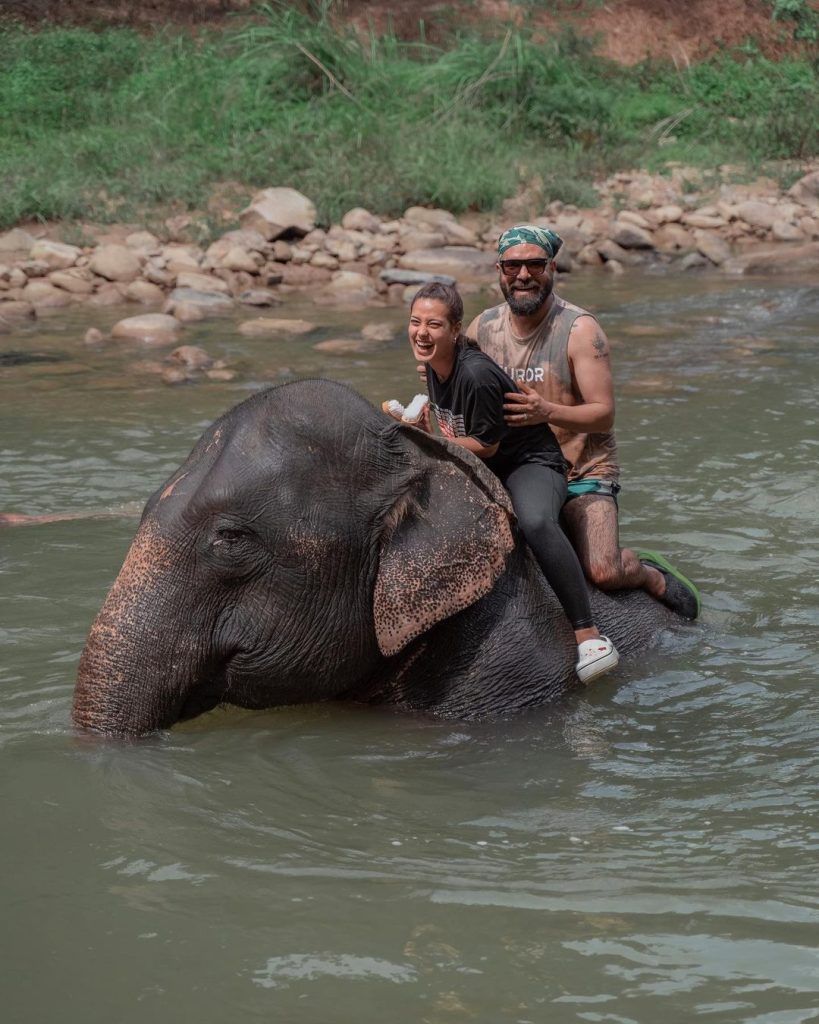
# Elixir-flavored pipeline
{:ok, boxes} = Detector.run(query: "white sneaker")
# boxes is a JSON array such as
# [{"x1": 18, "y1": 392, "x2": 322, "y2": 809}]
[{"x1": 576, "y1": 635, "x2": 619, "y2": 684}]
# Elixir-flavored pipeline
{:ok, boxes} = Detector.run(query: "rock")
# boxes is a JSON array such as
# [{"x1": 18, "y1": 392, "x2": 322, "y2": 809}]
[
  {"x1": 312, "y1": 337, "x2": 375, "y2": 354},
  {"x1": 603, "y1": 259, "x2": 624, "y2": 275},
  {"x1": 164, "y1": 287, "x2": 234, "y2": 319},
  {"x1": 237, "y1": 318, "x2": 316, "y2": 337},
  {"x1": 162, "y1": 366, "x2": 192, "y2": 385},
  {"x1": 220, "y1": 246, "x2": 262, "y2": 273},
  {"x1": 237, "y1": 288, "x2": 282, "y2": 306},
  {"x1": 0, "y1": 300, "x2": 35, "y2": 319},
  {"x1": 680, "y1": 252, "x2": 710, "y2": 270},
  {"x1": 175, "y1": 270, "x2": 231, "y2": 294},
  {"x1": 440, "y1": 222, "x2": 480, "y2": 247},
  {"x1": 239, "y1": 187, "x2": 316, "y2": 240},
  {"x1": 316, "y1": 271, "x2": 378, "y2": 305},
  {"x1": 88, "y1": 283, "x2": 128, "y2": 306},
  {"x1": 597, "y1": 239, "x2": 645, "y2": 265},
  {"x1": 0, "y1": 228, "x2": 37, "y2": 253},
  {"x1": 723, "y1": 242, "x2": 819, "y2": 275},
  {"x1": 111, "y1": 313, "x2": 181, "y2": 344},
  {"x1": 341, "y1": 207, "x2": 382, "y2": 233},
  {"x1": 787, "y1": 170, "x2": 819, "y2": 206},
  {"x1": 206, "y1": 368, "x2": 238, "y2": 382},
  {"x1": 29, "y1": 240, "x2": 82, "y2": 270},
  {"x1": 143, "y1": 262, "x2": 175, "y2": 288},
  {"x1": 18, "y1": 260, "x2": 50, "y2": 278},
  {"x1": 310, "y1": 251, "x2": 340, "y2": 270},
  {"x1": 271, "y1": 240, "x2": 293, "y2": 262},
  {"x1": 576, "y1": 244, "x2": 604, "y2": 266},
  {"x1": 84, "y1": 328, "x2": 105, "y2": 344},
  {"x1": 21, "y1": 280, "x2": 75, "y2": 308},
  {"x1": 361, "y1": 321, "x2": 396, "y2": 343},
  {"x1": 617, "y1": 210, "x2": 653, "y2": 230},
  {"x1": 125, "y1": 280, "x2": 166, "y2": 304},
  {"x1": 90, "y1": 245, "x2": 142, "y2": 282},
  {"x1": 379, "y1": 268, "x2": 457, "y2": 287},
  {"x1": 279, "y1": 264, "x2": 333, "y2": 286},
  {"x1": 125, "y1": 231, "x2": 161, "y2": 252},
  {"x1": 734, "y1": 201, "x2": 778, "y2": 231},
  {"x1": 694, "y1": 230, "x2": 732, "y2": 266},
  {"x1": 653, "y1": 204, "x2": 684, "y2": 223},
  {"x1": 399, "y1": 229, "x2": 447, "y2": 252},
  {"x1": 771, "y1": 220, "x2": 804, "y2": 242},
  {"x1": 167, "y1": 345, "x2": 212, "y2": 370},
  {"x1": 682, "y1": 213, "x2": 726, "y2": 230},
  {"x1": 653, "y1": 224, "x2": 695, "y2": 253},
  {"x1": 162, "y1": 244, "x2": 202, "y2": 269},
  {"x1": 403, "y1": 206, "x2": 457, "y2": 229},
  {"x1": 396, "y1": 246, "x2": 496, "y2": 283},
  {"x1": 49, "y1": 269, "x2": 95, "y2": 294}
]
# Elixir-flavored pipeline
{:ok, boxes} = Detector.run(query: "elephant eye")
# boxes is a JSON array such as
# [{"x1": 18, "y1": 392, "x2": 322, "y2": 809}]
[{"x1": 212, "y1": 527, "x2": 247, "y2": 547}]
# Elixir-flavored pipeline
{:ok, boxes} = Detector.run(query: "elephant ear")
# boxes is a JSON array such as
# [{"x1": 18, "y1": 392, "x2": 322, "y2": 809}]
[{"x1": 373, "y1": 425, "x2": 515, "y2": 657}]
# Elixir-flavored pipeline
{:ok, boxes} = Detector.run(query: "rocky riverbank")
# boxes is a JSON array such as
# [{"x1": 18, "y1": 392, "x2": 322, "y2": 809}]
[{"x1": 2, "y1": 164, "x2": 818, "y2": 343}]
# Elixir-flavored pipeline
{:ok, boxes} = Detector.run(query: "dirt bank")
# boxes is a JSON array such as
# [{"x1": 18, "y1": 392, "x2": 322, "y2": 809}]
[{"x1": 3, "y1": 0, "x2": 816, "y2": 63}]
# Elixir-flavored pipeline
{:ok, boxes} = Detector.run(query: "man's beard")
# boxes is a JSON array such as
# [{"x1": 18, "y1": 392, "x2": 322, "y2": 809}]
[{"x1": 501, "y1": 276, "x2": 553, "y2": 316}]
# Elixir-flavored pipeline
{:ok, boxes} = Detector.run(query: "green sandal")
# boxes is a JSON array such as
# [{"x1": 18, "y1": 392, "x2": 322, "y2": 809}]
[{"x1": 636, "y1": 549, "x2": 701, "y2": 620}]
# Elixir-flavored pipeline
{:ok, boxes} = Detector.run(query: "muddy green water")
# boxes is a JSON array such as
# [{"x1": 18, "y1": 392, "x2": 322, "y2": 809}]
[{"x1": 1, "y1": 272, "x2": 818, "y2": 1023}]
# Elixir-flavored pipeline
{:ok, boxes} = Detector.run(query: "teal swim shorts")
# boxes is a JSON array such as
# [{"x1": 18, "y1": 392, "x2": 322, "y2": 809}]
[{"x1": 566, "y1": 478, "x2": 621, "y2": 502}]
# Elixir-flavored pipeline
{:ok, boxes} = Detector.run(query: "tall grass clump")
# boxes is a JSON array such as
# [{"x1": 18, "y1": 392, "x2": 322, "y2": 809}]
[{"x1": 0, "y1": 1, "x2": 816, "y2": 230}]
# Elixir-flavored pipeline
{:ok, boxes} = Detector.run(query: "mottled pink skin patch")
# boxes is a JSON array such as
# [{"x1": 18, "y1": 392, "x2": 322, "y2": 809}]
[{"x1": 160, "y1": 472, "x2": 188, "y2": 501}]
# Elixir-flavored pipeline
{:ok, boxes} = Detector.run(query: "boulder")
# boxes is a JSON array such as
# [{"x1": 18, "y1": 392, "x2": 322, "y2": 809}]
[
  {"x1": 125, "y1": 231, "x2": 161, "y2": 252},
  {"x1": 653, "y1": 204, "x2": 684, "y2": 224},
  {"x1": 29, "y1": 240, "x2": 82, "y2": 270},
  {"x1": 611, "y1": 223, "x2": 655, "y2": 249},
  {"x1": 399, "y1": 229, "x2": 447, "y2": 252},
  {"x1": 164, "y1": 288, "x2": 234, "y2": 320},
  {"x1": 316, "y1": 270, "x2": 378, "y2": 305},
  {"x1": 239, "y1": 187, "x2": 316, "y2": 240},
  {"x1": 125, "y1": 280, "x2": 166, "y2": 304},
  {"x1": 403, "y1": 206, "x2": 457, "y2": 229},
  {"x1": 175, "y1": 270, "x2": 231, "y2": 294},
  {"x1": 734, "y1": 201, "x2": 778, "y2": 231},
  {"x1": 617, "y1": 210, "x2": 653, "y2": 230},
  {"x1": 111, "y1": 313, "x2": 181, "y2": 344},
  {"x1": 312, "y1": 337, "x2": 375, "y2": 354},
  {"x1": 0, "y1": 300, "x2": 35, "y2": 319},
  {"x1": 694, "y1": 230, "x2": 732, "y2": 266},
  {"x1": 682, "y1": 213, "x2": 726, "y2": 230},
  {"x1": 0, "y1": 228, "x2": 37, "y2": 253},
  {"x1": 21, "y1": 280, "x2": 74, "y2": 308},
  {"x1": 237, "y1": 288, "x2": 282, "y2": 306},
  {"x1": 49, "y1": 269, "x2": 95, "y2": 294},
  {"x1": 167, "y1": 345, "x2": 213, "y2": 370},
  {"x1": 341, "y1": 207, "x2": 382, "y2": 233},
  {"x1": 787, "y1": 170, "x2": 819, "y2": 206},
  {"x1": 653, "y1": 224, "x2": 695, "y2": 253},
  {"x1": 397, "y1": 246, "x2": 496, "y2": 283},
  {"x1": 361, "y1": 321, "x2": 396, "y2": 343},
  {"x1": 723, "y1": 242, "x2": 819, "y2": 275},
  {"x1": 771, "y1": 220, "x2": 804, "y2": 242},
  {"x1": 379, "y1": 268, "x2": 457, "y2": 287},
  {"x1": 237, "y1": 318, "x2": 316, "y2": 337},
  {"x1": 90, "y1": 245, "x2": 142, "y2": 282}
]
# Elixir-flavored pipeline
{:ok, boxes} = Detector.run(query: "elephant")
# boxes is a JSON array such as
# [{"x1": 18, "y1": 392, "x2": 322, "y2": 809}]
[{"x1": 73, "y1": 379, "x2": 687, "y2": 736}]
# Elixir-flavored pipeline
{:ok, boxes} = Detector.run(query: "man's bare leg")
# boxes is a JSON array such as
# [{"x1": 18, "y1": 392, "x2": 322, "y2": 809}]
[{"x1": 561, "y1": 494, "x2": 665, "y2": 597}]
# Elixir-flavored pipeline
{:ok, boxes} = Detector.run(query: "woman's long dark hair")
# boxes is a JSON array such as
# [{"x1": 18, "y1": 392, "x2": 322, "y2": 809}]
[{"x1": 410, "y1": 281, "x2": 478, "y2": 348}]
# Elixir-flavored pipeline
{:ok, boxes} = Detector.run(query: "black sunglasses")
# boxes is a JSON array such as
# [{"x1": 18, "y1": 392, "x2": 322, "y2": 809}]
[{"x1": 498, "y1": 258, "x2": 551, "y2": 277}]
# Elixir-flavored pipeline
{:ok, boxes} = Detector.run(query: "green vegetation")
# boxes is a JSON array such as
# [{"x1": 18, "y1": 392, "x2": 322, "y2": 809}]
[{"x1": 0, "y1": 1, "x2": 817, "y2": 230}]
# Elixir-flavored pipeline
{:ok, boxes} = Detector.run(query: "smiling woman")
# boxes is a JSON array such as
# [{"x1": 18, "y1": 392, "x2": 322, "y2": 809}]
[{"x1": 403, "y1": 281, "x2": 621, "y2": 684}]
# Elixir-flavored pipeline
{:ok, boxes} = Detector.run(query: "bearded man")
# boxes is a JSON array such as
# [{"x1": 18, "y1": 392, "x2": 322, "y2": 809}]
[{"x1": 465, "y1": 224, "x2": 699, "y2": 619}]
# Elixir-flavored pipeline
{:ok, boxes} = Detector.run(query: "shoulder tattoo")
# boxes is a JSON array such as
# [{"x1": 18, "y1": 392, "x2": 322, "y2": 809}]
[{"x1": 592, "y1": 330, "x2": 609, "y2": 359}]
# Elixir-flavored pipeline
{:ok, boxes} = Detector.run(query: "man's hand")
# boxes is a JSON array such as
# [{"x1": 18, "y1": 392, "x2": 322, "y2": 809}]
[
  {"x1": 416, "y1": 363, "x2": 427, "y2": 384},
  {"x1": 503, "y1": 383, "x2": 553, "y2": 426}
]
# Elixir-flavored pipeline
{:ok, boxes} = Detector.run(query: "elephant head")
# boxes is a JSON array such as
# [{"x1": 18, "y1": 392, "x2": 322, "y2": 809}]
[{"x1": 73, "y1": 380, "x2": 518, "y2": 736}]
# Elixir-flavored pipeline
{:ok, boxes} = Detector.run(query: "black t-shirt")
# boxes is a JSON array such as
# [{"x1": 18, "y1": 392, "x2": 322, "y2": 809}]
[{"x1": 427, "y1": 344, "x2": 567, "y2": 474}]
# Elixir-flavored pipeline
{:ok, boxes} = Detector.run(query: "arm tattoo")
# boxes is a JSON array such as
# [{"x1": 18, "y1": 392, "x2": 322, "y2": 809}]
[{"x1": 593, "y1": 331, "x2": 609, "y2": 359}]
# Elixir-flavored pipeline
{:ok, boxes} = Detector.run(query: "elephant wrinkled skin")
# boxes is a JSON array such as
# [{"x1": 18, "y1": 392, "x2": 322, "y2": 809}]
[{"x1": 73, "y1": 379, "x2": 681, "y2": 736}]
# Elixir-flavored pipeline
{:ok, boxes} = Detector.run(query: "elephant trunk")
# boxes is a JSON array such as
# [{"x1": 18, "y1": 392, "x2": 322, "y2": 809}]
[{"x1": 73, "y1": 521, "x2": 198, "y2": 736}]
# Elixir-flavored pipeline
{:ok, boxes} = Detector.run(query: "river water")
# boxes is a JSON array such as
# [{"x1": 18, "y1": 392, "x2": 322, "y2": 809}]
[{"x1": 2, "y1": 271, "x2": 818, "y2": 1023}]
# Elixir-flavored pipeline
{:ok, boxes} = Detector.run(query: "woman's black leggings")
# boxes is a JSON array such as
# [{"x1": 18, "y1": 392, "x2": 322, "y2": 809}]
[{"x1": 495, "y1": 461, "x2": 594, "y2": 631}]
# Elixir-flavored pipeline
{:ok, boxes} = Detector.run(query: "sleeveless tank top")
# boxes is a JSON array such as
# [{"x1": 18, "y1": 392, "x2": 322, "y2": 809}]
[{"x1": 475, "y1": 294, "x2": 620, "y2": 482}]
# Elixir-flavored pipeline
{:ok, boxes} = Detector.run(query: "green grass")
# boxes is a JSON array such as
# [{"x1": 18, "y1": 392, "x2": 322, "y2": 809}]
[{"x1": 0, "y1": 3, "x2": 817, "y2": 231}]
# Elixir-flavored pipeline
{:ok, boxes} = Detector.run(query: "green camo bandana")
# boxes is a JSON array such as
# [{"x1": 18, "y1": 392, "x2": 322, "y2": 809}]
[{"x1": 497, "y1": 225, "x2": 563, "y2": 258}]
